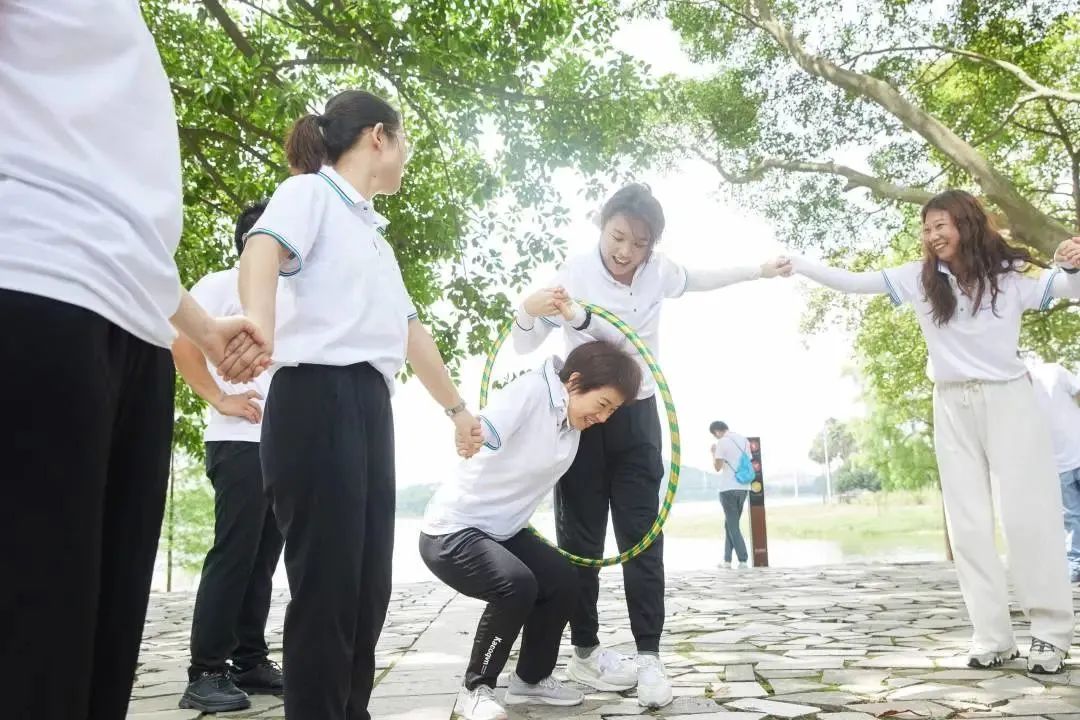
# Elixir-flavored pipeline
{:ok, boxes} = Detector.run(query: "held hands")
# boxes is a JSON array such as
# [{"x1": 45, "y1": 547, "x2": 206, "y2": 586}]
[
  {"x1": 214, "y1": 389, "x2": 263, "y2": 424},
  {"x1": 761, "y1": 257, "x2": 794, "y2": 278},
  {"x1": 453, "y1": 410, "x2": 484, "y2": 459},
  {"x1": 205, "y1": 316, "x2": 273, "y2": 384},
  {"x1": 1054, "y1": 237, "x2": 1080, "y2": 268},
  {"x1": 523, "y1": 286, "x2": 571, "y2": 317}
]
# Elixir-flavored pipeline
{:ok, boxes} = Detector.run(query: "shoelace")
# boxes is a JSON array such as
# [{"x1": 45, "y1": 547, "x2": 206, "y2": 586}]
[
  {"x1": 598, "y1": 650, "x2": 633, "y2": 673},
  {"x1": 1032, "y1": 639, "x2": 1057, "y2": 654},
  {"x1": 536, "y1": 676, "x2": 561, "y2": 690},
  {"x1": 200, "y1": 670, "x2": 233, "y2": 688},
  {"x1": 473, "y1": 685, "x2": 499, "y2": 702}
]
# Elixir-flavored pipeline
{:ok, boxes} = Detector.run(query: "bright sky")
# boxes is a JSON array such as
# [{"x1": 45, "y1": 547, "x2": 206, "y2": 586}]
[{"x1": 392, "y1": 16, "x2": 867, "y2": 487}]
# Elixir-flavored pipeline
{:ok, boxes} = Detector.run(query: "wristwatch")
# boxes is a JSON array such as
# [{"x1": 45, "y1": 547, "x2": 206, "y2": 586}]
[{"x1": 445, "y1": 401, "x2": 467, "y2": 418}]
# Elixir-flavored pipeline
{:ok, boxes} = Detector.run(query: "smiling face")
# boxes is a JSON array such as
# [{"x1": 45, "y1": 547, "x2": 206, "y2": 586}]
[
  {"x1": 565, "y1": 377, "x2": 627, "y2": 431},
  {"x1": 599, "y1": 212, "x2": 653, "y2": 283},
  {"x1": 921, "y1": 208, "x2": 961, "y2": 265}
]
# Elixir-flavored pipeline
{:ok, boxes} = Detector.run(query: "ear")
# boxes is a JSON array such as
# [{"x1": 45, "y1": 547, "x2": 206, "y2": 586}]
[
  {"x1": 565, "y1": 371, "x2": 582, "y2": 394},
  {"x1": 370, "y1": 122, "x2": 386, "y2": 149}
]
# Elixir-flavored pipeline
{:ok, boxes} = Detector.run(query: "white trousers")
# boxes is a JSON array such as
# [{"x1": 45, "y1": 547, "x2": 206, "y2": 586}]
[{"x1": 934, "y1": 377, "x2": 1075, "y2": 652}]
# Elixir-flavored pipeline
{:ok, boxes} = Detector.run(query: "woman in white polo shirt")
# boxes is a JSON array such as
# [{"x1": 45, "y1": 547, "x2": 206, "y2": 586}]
[
  {"x1": 511, "y1": 183, "x2": 789, "y2": 708},
  {"x1": 421, "y1": 339, "x2": 643, "y2": 720},
  {"x1": 787, "y1": 189, "x2": 1080, "y2": 674},
  {"x1": 238, "y1": 89, "x2": 482, "y2": 720},
  {"x1": 0, "y1": 3, "x2": 268, "y2": 719}
]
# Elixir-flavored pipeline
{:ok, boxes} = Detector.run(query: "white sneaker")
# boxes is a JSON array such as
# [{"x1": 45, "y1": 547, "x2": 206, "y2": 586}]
[
  {"x1": 457, "y1": 685, "x2": 508, "y2": 720},
  {"x1": 566, "y1": 647, "x2": 637, "y2": 691},
  {"x1": 967, "y1": 645, "x2": 1019, "y2": 669},
  {"x1": 737, "y1": 561, "x2": 750, "y2": 569},
  {"x1": 635, "y1": 654, "x2": 673, "y2": 708},
  {"x1": 1028, "y1": 638, "x2": 1068, "y2": 674},
  {"x1": 504, "y1": 673, "x2": 584, "y2": 706}
]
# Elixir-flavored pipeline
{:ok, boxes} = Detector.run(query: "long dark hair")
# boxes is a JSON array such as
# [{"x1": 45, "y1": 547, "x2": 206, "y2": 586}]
[
  {"x1": 919, "y1": 190, "x2": 1045, "y2": 326},
  {"x1": 285, "y1": 90, "x2": 401, "y2": 174}
]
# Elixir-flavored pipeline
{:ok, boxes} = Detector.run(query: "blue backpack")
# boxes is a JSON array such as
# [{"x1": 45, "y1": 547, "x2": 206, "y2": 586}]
[{"x1": 726, "y1": 438, "x2": 756, "y2": 485}]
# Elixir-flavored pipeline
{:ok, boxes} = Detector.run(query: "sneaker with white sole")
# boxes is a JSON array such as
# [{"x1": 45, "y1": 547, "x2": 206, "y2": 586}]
[
  {"x1": 1028, "y1": 638, "x2": 1068, "y2": 674},
  {"x1": 504, "y1": 673, "x2": 584, "y2": 706},
  {"x1": 967, "y1": 645, "x2": 1019, "y2": 669},
  {"x1": 457, "y1": 685, "x2": 508, "y2": 720},
  {"x1": 566, "y1": 647, "x2": 637, "y2": 691},
  {"x1": 635, "y1": 654, "x2": 673, "y2": 708}
]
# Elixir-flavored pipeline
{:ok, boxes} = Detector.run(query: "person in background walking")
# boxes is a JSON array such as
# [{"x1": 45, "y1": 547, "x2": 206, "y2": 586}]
[
  {"x1": 710, "y1": 421, "x2": 750, "y2": 569},
  {"x1": 1026, "y1": 357, "x2": 1080, "y2": 583}
]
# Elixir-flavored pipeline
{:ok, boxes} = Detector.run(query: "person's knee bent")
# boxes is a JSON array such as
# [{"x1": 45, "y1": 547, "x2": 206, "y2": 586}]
[{"x1": 495, "y1": 566, "x2": 539, "y2": 612}]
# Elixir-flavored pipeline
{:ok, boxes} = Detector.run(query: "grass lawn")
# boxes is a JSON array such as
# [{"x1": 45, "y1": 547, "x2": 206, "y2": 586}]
[{"x1": 665, "y1": 490, "x2": 949, "y2": 557}]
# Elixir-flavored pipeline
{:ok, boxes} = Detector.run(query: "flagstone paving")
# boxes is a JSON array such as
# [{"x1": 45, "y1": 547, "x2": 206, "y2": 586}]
[{"x1": 129, "y1": 562, "x2": 1080, "y2": 719}]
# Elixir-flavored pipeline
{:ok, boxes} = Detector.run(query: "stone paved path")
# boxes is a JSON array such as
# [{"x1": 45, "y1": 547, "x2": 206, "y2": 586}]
[{"x1": 130, "y1": 562, "x2": 1080, "y2": 719}]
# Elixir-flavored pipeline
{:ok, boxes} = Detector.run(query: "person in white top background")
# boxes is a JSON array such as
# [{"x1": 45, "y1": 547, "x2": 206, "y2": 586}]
[
  {"x1": 512, "y1": 183, "x2": 791, "y2": 708},
  {"x1": 174, "y1": 201, "x2": 292, "y2": 713},
  {"x1": 421, "y1": 339, "x2": 642, "y2": 720},
  {"x1": 710, "y1": 421, "x2": 752, "y2": 570},
  {"x1": 237, "y1": 89, "x2": 483, "y2": 720},
  {"x1": 1025, "y1": 357, "x2": 1080, "y2": 584},
  {"x1": 0, "y1": 3, "x2": 270, "y2": 719},
  {"x1": 786, "y1": 189, "x2": 1080, "y2": 674}
]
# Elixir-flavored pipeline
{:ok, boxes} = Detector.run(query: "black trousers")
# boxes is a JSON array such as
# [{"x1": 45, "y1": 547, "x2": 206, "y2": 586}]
[
  {"x1": 261, "y1": 362, "x2": 395, "y2": 720},
  {"x1": 189, "y1": 441, "x2": 284, "y2": 678},
  {"x1": 719, "y1": 490, "x2": 749, "y2": 563},
  {"x1": 0, "y1": 289, "x2": 174, "y2": 720},
  {"x1": 419, "y1": 529, "x2": 576, "y2": 690},
  {"x1": 554, "y1": 394, "x2": 665, "y2": 653}
]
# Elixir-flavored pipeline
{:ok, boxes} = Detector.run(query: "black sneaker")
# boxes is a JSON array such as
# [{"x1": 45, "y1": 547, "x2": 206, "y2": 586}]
[
  {"x1": 179, "y1": 670, "x2": 251, "y2": 712},
  {"x1": 231, "y1": 659, "x2": 284, "y2": 695}
]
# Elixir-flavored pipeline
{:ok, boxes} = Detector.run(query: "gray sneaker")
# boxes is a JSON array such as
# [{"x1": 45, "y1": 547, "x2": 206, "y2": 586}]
[
  {"x1": 1028, "y1": 638, "x2": 1068, "y2": 674},
  {"x1": 504, "y1": 673, "x2": 584, "y2": 707},
  {"x1": 967, "y1": 645, "x2": 1019, "y2": 669}
]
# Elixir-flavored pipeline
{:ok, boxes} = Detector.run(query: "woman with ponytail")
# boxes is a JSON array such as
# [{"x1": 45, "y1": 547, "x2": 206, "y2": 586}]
[{"x1": 237, "y1": 89, "x2": 483, "y2": 720}]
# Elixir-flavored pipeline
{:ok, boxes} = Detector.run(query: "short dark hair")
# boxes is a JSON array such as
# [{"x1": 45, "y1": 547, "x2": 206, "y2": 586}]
[
  {"x1": 234, "y1": 200, "x2": 268, "y2": 257},
  {"x1": 559, "y1": 341, "x2": 642, "y2": 402},
  {"x1": 709, "y1": 421, "x2": 729, "y2": 434},
  {"x1": 285, "y1": 89, "x2": 402, "y2": 174},
  {"x1": 600, "y1": 183, "x2": 665, "y2": 245}
]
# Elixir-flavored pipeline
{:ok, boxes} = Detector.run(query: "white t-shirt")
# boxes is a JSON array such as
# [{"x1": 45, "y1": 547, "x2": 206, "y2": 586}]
[
  {"x1": 247, "y1": 166, "x2": 418, "y2": 391},
  {"x1": 422, "y1": 357, "x2": 580, "y2": 541},
  {"x1": 713, "y1": 431, "x2": 750, "y2": 492},
  {"x1": 512, "y1": 246, "x2": 688, "y2": 399},
  {"x1": 882, "y1": 261, "x2": 1059, "y2": 383},
  {"x1": 0, "y1": 0, "x2": 183, "y2": 348},
  {"x1": 1027, "y1": 361, "x2": 1080, "y2": 474},
  {"x1": 189, "y1": 268, "x2": 293, "y2": 443}
]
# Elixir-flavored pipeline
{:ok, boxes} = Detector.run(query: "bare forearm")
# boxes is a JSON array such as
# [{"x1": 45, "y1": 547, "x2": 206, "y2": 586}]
[
  {"x1": 170, "y1": 290, "x2": 212, "y2": 344},
  {"x1": 791, "y1": 256, "x2": 889, "y2": 295},
  {"x1": 685, "y1": 266, "x2": 761, "y2": 292},
  {"x1": 239, "y1": 234, "x2": 283, "y2": 335},
  {"x1": 172, "y1": 336, "x2": 222, "y2": 407},
  {"x1": 406, "y1": 319, "x2": 463, "y2": 410}
]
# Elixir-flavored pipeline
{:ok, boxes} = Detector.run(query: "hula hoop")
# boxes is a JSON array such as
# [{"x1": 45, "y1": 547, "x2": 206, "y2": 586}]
[{"x1": 479, "y1": 301, "x2": 681, "y2": 568}]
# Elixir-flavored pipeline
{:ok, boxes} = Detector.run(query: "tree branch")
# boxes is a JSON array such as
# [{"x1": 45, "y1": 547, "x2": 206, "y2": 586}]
[
  {"x1": 745, "y1": 0, "x2": 1073, "y2": 253},
  {"x1": 182, "y1": 135, "x2": 244, "y2": 210},
  {"x1": 200, "y1": 0, "x2": 257, "y2": 58},
  {"x1": 178, "y1": 127, "x2": 280, "y2": 169},
  {"x1": 844, "y1": 43, "x2": 1080, "y2": 105}
]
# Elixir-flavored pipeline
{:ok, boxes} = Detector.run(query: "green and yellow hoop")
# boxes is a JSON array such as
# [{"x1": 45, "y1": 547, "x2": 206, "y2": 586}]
[{"x1": 479, "y1": 301, "x2": 682, "y2": 568}]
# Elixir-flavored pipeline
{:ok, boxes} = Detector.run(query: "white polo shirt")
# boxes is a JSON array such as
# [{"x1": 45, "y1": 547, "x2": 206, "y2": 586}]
[
  {"x1": 1027, "y1": 361, "x2": 1080, "y2": 474},
  {"x1": 713, "y1": 431, "x2": 750, "y2": 492},
  {"x1": 0, "y1": 0, "x2": 183, "y2": 348},
  {"x1": 422, "y1": 357, "x2": 580, "y2": 541},
  {"x1": 247, "y1": 166, "x2": 418, "y2": 391},
  {"x1": 514, "y1": 246, "x2": 688, "y2": 399},
  {"x1": 882, "y1": 261, "x2": 1059, "y2": 383},
  {"x1": 189, "y1": 268, "x2": 294, "y2": 443}
]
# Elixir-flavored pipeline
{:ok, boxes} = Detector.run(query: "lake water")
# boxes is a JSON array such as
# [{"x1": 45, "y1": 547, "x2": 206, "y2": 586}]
[{"x1": 151, "y1": 498, "x2": 943, "y2": 592}]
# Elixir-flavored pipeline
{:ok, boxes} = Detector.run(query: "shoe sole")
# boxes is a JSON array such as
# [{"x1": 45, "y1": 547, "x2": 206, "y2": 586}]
[
  {"x1": 178, "y1": 694, "x2": 251, "y2": 712},
  {"x1": 565, "y1": 666, "x2": 636, "y2": 692},
  {"x1": 1029, "y1": 661, "x2": 1066, "y2": 674},
  {"x1": 967, "y1": 650, "x2": 1019, "y2": 669},
  {"x1": 504, "y1": 691, "x2": 583, "y2": 707}
]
